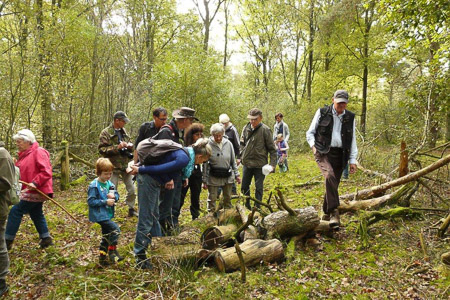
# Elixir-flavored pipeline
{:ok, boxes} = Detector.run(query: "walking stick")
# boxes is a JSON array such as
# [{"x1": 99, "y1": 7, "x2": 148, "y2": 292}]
[{"x1": 19, "y1": 180, "x2": 81, "y2": 224}]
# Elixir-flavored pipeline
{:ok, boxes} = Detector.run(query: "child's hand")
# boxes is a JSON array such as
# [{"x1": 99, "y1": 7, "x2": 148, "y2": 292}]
[
  {"x1": 107, "y1": 192, "x2": 115, "y2": 199},
  {"x1": 106, "y1": 199, "x2": 115, "y2": 206}
]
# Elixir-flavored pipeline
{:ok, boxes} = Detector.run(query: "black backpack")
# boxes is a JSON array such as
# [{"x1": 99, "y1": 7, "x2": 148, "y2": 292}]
[{"x1": 136, "y1": 138, "x2": 186, "y2": 165}]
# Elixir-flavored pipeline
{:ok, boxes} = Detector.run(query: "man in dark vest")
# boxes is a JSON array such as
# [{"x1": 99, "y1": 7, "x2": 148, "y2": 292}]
[
  {"x1": 153, "y1": 107, "x2": 198, "y2": 235},
  {"x1": 134, "y1": 107, "x2": 168, "y2": 163},
  {"x1": 306, "y1": 90, "x2": 358, "y2": 229}
]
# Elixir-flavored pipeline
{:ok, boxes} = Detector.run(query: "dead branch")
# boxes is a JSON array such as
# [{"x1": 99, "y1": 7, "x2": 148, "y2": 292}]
[
  {"x1": 340, "y1": 154, "x2": 450, "y2": 201},
  {"x1": 275, "y1": 187, "x2": 296, "y2": 216},
  {"x1": 356, "y1": 161, "x2": 392, "y2": 181}
]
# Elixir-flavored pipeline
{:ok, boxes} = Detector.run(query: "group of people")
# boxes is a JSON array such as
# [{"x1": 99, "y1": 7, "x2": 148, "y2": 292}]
[{"x1": 0, "y1": 89, "x2": 357, "y2": 280}]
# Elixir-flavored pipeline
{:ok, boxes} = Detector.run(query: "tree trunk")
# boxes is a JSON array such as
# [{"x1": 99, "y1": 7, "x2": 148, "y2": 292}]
[
  {"x1": 340, "y1": 154, "x2": 450, "y2": 201},
  {"x1": 305, "y1": 0, "x2": 315, "y2": 102},
  {"x1": 399, "y1": 141, "x2": 409, "y2": 177},
  {"x1": 438, "y1": 213, "x2": 450, "y2": 238},
  {"x1": 261, "y1": 206, "x2": 320, "y2": 239},
  {"x1": 214, "y1": 239, "x2": 284, "y2": 273},
  {"x1": 441, "y1": 251, "x2": 450, "y2": 265},
  {"x1": 36, "y1": 0, "x2": 53, "y2": 149}
]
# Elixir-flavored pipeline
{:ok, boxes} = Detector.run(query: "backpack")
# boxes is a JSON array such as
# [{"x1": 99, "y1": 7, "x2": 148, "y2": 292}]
[
  {"x1": 137, "y1": 138, "x2": 185, "y2": 165},
  {"x1": 8, "y1": 166, "x2": 21, "y2": 206}
]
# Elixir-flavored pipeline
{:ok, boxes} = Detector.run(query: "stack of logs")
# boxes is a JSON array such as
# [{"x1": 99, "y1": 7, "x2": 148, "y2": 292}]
[
  {"x1": 149, "y1": 154, "x2": 450, "y2": 273},
  {"x1": 150, "y1": 202, "x2": 326, "y2": 273}
]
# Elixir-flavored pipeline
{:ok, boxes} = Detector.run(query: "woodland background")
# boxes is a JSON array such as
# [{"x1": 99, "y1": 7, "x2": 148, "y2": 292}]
[
  {"x1": 0, "y1": 0, "x2": 448, "y2": 155},
  {"x1": 1, "y1": 1, "x2": 449, "y2": 299}
]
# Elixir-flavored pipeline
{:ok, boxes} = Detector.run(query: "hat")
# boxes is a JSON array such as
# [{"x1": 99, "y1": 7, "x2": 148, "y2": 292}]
[
  {"x1": 172, "y1": 107, "x2": 199, "y2": 121},
  {"x1": 219, "y1": 113, "x2": 230, "y2": 124},
  {"x1": 333, "y1": 90, "x2": 349, "y2": 103},
  {"x1": 113, "y1": 111, "x2": 130, "y2": 123},
  {"x1": 247, "y1": 108, "x2": 262, "y2": 119},
  {"x1": 13, "y1": 129, "x2": 36, "y2": 143}
]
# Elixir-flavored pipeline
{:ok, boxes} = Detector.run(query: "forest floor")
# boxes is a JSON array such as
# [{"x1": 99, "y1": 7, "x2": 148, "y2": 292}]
[{"x1": 6, "y1": 150, "x2": 450, "y2": 299}]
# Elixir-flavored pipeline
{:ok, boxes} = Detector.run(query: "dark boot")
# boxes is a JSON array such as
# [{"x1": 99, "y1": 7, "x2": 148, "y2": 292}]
[
  {"x1": 99, "y1": 251, "x2": 109, "y2": 267},
  {"x1": 321, "y1": 214, "x2": 330, "y2": 221},
  {"x1": 136, "y1": 254, "x2": 153, "y2": 270},
  {"x1": 109, "y1": 249, "x2": 124, "y2": 264},
  {"x1": 0, "y1": 279, "x2": 8, "y2": 297},
  {"x1": 39, "y1": 237, "x2": 54, "y2": 249},
  {"x1": 128, "y1": 208, "x2": 138, "y2": 217},
  {"x1": 5, "y1": 240, "x2": 13, "y2": 251},
  {"x1": 329, "y1": 209, "x2": 340, "y2": 230}
]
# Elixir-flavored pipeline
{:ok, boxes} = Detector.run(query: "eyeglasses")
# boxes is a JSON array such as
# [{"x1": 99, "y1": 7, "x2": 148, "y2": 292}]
[
  {"x1": 157, "y1": 117, "x2": 167, "y2": 121},
  {"x1": 193, "y1": 132, "x2": 203, "y2": 137}
]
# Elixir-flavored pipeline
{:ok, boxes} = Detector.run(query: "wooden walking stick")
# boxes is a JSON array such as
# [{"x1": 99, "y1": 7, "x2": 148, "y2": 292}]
[{"x1": 19, "y1": 180, "x2": 81, "y2": 224}]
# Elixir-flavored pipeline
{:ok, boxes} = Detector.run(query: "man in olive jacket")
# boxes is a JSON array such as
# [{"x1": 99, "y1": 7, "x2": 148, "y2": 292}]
[
  {"x1": 99, "y1": 111, "x2": 137, "y2": 217},
  {"x1": 0, "y1": 141, "x2": 14, "y2": 296},
  {"x1": 240, "y1": 108, "x2": 277, "y2": 209}
]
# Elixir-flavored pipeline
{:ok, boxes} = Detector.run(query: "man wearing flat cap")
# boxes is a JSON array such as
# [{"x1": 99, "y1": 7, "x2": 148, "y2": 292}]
[
  {"x1": 153, "y1": 107, "x2": 198, "y2": 234},
  {"x1": 306, "y1": 90, "x2": 358, "y2": 230},
  {"x1": 99, "y1": 111, "x2": 137, "y2": 217},
  {"x1": 240, "y1": 108, "x2": 277, "y2": 210}
]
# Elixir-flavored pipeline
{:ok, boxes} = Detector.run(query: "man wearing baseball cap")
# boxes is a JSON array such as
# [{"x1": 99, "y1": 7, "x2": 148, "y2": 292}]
[
  {"x1": 306, "y1": 90, "x2": 358, "y2": 230},
  {"x1": 99, "y1": 111, "x2": 137, "y2": 217},
  {"x1": 240, "y1": 108, "x2": 277, "y2": 209}
]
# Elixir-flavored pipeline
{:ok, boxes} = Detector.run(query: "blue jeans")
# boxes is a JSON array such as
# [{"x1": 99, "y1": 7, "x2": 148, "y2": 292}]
[
  {"x1": 5, "y1": 200, "x2": 50, "y2": 241},
  {"x1": 241, "y1": 166, "x2": 265, "y2": 209},
  {"x1": 134, "y1": 174, "x2": 162, "y2": 256},
  {"x1": 159, "y1": 175, "x2": 182, "y2": 230},
  {"x1": 98, "y1": 220, "x2": 120, "y2": 251}
]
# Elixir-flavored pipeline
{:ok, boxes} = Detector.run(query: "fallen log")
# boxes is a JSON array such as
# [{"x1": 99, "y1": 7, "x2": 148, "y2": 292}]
[
  {"x1": 340, "y1": 154, "x2": 450, "y2": 201},
  {"x1": 214, "y1": 239, "x2": 284, "y2": 273},
  {"x1": 438, "y1": 213, "x2": 450, "y2": 238},
  {"x1": 441, "y1": 251, "x2": 450, "y2": 265},
  {"x1": 338, "y1": 183, "x2": 414, "y2": 212},
  {"x1": 261, "y1": 206, "x2": 320, "y2": 239},
  {"x1": 201, "y1": 224, "x2": 237, "y2": 250}
]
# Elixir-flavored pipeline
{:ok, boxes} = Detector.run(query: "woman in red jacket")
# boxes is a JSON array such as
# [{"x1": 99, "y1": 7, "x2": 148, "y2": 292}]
[{"x1": 5, "y1": 129, "x2": 54, "y2": 250}]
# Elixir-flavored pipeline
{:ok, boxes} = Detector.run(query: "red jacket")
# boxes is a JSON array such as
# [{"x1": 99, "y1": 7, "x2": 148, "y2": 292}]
[{"x1": 16, "y1": 142, "x2": 53, "y2": 195}]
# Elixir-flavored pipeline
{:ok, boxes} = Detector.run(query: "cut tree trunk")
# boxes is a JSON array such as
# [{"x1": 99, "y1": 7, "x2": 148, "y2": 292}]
[
  {"x1": 214, "y1": 239, "x2": 284, "y2": 273},
  {"x1": 201, "y1": 224, "x2": 237, "y2": 250},
  {"x1": 261, "y1": 206, "x2": 320, "y2": 239},
  {"x1": 150, "y1": 228, "x2": 202, "y2": 265},
  {"x1": 338, "y1": 183, "x2": 414, "y2": 212},
  {"x1": 340, "y1": 154, "x2": 450, "y2": 201}
]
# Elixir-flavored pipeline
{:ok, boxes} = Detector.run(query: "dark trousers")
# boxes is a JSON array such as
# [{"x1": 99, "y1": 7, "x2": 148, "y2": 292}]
[
  {"x1": 241, "y1": 166, "x2": 265, "y2": 209},
  {"x1": 314, "y1": 147, "x2": 344, "y2": 214},
  {"x1": 98, "y1": 220, "x2": 120, "y2": 252},
  {"x1": 5, "y1": 200, "x2": 50, "y2": 241},
  {"x1": 180, "y1": 168, "x2": 202, "y2": 220}
]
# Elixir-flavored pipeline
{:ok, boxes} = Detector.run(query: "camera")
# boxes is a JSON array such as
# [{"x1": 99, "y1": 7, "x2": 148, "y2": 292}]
[{"x1": 120, "y1": 142, "x2": 134, "y2": 159}]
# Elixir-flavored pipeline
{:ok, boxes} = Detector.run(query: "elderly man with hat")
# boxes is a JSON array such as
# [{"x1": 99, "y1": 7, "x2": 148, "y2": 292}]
[
  {"x1": 99, "y1": 111, "x2": 137, "y2": 217},
  {"x1": 240, "y1": 108, "x2": 277, "y2": 209},
  {"x1": 153, "y1": 107, "x2": 198, "y2": 234},
  {"x1": 306, "y1": 90, "x2": 358, "y2": 230}
]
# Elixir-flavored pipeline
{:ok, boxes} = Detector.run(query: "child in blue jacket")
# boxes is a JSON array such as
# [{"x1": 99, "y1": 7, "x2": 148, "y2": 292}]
[{"x1": 87, "y1": 158, "x2": 122, "y2": 266}]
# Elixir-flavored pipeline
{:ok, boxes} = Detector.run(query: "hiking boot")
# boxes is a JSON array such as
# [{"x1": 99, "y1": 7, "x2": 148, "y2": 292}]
[
  {"x1": 99, "y1": 252, "x2": 110, "y2": 267},
  {"x1": 329, "y1": 209, "x2": 340, "y2": 230},
  {"x1": 0, "y1": 279, "x2": 8, "y2": 297},
  {"x1": 321, "y1": 214, "x2": 330, "y2": 221},
  {"x1": 39, "y1": 237, "x2": 54, "y2": 249},
  {"x1": 128, "y1": 208, "x2": 138, "y2": 217},
  {"x1": 5, "y1": 239, "x2": 13, "y2": 251},
  {"x1": 136, "y1": 254, "x2": 153, "y2": 270},
  {"x1": 109, "y1": 250, "x2": 124, "y2": 264}
]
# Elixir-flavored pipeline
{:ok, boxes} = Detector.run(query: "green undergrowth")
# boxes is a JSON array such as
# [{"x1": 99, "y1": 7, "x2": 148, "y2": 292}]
[{"x1": 6, "y1": 150, "x2": 450, "y2": 299}]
